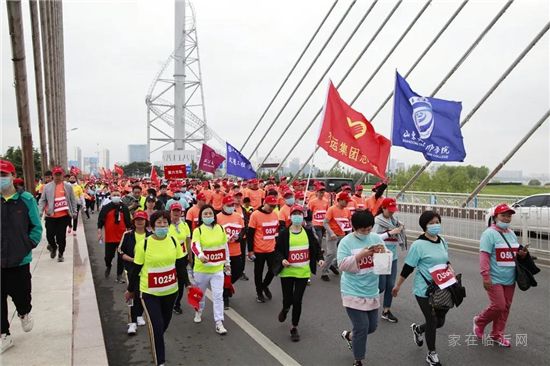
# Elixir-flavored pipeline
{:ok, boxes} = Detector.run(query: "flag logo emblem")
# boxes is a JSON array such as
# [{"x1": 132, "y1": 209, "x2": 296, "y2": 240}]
[
  {"x1": 409, "y1": 96, "x2": 434, "y2": 139},
  {"x1": 347, "y1": 117, "x2": 367, "y2": 140}
]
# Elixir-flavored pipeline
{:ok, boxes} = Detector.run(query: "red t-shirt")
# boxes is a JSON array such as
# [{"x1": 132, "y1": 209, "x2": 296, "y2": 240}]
[{"x1": 104, "y1": 209, "x2": 128, "y2": 243}]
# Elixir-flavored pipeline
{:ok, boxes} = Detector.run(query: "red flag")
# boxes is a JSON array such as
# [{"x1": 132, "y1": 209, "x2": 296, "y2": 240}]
[
  {"x1": 99, "y1": 167, "x2": 106, "y2": 178},
  {"x1": 114, "y1": 164, "x2": 124, "y2": 177},
  {"x1": 105, "y1": 168, "x2": 113, "y2": 180},
  {"x1": 199, "y1": 144, "x2": 225, "y2": 174},
  {"x1": 150, "y1": 165, "x2": 159, "y2": 186},
  {"x1": 317, "y1": 82, "x2": 391, "y2": 178},
  {"x1": 70, "y1": 166, "x2": 80, "y2": 176}
]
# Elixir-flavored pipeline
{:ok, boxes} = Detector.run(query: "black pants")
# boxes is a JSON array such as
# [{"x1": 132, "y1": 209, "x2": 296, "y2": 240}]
[
  {"x1": 240, "y1": 239, "x2": 247, "y2": 274},
  {"x1": 174, "y1": 258, "x2": 190, "y2": 308},
  {"x1": 84, "y1": 200, "x2": 94, "y2": 218},
  {"x1": 253, "y1": 252, "x2": 276, "y2": 296},
  {"x1": 129, "y1": 290, "x2": 144, "y2": 323},
  {"x1": 45, "y1": 215, "x2": 71, "y2": 255},
  {"x1": 416, "y1": 295, "x2": 449, "y2": 352},
  {"x1": 223, "y1": 255, "x2": 244, "y2": 301},
  {"x1": 1, "y1": 264, "x2": 32, "y2": 335},
  {"x1": 72, "y1": 204, "x2": 81, "y2": 229},
  {"x1": 142, "y1": 292, "x2": 177, "y2": 366},
  {"x1": 280, "y1": 277, "x2": 308, "y2": 327},
  {"x1": 105, "y1": 242, "x2": 123, "y2": 276}
]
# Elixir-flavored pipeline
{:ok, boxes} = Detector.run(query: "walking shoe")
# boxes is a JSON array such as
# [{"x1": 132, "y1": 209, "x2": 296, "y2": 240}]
[
  {"x1": 137, "y1": 316, "x2": 146, "y2": 326},
  {"x1": 329, "y1": 265, "x2": 340, "y2": 275},
  {"x1": 341, "y1": 330, "x2": 352, "y2": 350},
  {"x1": 307, "y1": 279, "x2": 311, "y2": 286},
  {"x1": 223, "y1": 297, "x2": 230, "y2": 310},
  {"x1": 278, "y1": 308, "x2": 289, "y2": 323},
  {"x1": 50, "y1": 247, "x2": 57, "y2": 259},
  {"x1": 215, "y1": 321, "x2": 227, "y2": 335},
  {"x1": 104, "y1": 266, "x2": 111, "y2": 278},
  {"x1": 240, "y1": 273, "x2": 249, "y2": 281},
  {"x1": 321, "y1": 275, "x2": 330, "y2": 282},
  {"x1": 19, "y1": 313, "x2": 33, "y2": 332},
  {"x1": 473, "y1": 316, "x2": 483, "y2": 339},
  {"x1": 411, "y1": 323, "x2": 424, "y2": 347},
  {"x1": 193, "y1": 311, "x2": 202, "y2": 323},
  {"x1": 256, "y1": 294, "x2": 266, "y2": 303},
  {"x1": 127, "y1": 323, "x2": 137, "y2": 335},
  {"x1": 173, "y1": 306, "x2": 183, "y2": 315},
  {"x1": 115, "y1": 275, "x2": 126, "y2": 284},
  {"x1": 1, "y1": 334, "x2": 14, "y2": 354},
  {"x1": 352, "y1": 361, "x2": 363, "y2": 366},
  {"x1": 381, "y1": 310, "x2": 398, "y2": 323},
  {"x1": 290, "y1": 327, "x2": 300, "y2": 342},
  {"x1": 57, "y1": 255, "x2": 64, "y2": 263},
  {"x1": 426, "y1": 351, "x2": 441, "y2": 366},
  {"x1": 263, "y1": 287, "x2": 272, "y2": 300},
  {"x1": 491, "y1": 335, "x2": 511, "y2": 348}
]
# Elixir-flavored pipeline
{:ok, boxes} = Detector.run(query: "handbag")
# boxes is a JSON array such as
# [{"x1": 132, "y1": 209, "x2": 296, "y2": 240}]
[
  {"x1": 448, "y1": 273, "x2": 466, "y2": 307},
  {"x1": 498, "y1": 232, "x2": 537, "y2": 291},
  {"x1": 420, "y1": 272, "x2": 454, "y2": 311}
]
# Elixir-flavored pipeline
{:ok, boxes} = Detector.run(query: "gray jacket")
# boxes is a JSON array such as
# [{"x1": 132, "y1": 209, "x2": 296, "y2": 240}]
[{"x1": 39, "y1": 181, "x2": 78, "y2": 217}]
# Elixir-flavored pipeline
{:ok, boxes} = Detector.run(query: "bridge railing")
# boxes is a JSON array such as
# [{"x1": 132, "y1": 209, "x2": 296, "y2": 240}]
[
  {"x1": 395, "y1": 203, "x2": 549, "y2": 255},
  {"x1": 389, "y1": 190, "x2": 524, "y2": 209}
]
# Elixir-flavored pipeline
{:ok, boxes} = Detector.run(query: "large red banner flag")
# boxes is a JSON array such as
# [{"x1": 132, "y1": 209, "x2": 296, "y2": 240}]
[
  {"x1": 150, "y1": 165, "x2": 160, "y2": 186},
  {"x1": 199, "y1": 144, "x2": 226, "y2": 174},
  {"x1": 317, "y1": 82, "x2": 391, "y2": 178}
]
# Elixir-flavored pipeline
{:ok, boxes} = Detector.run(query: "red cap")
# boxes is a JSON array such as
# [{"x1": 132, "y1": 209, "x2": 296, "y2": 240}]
[
  {"x1": 170, "y1": 202, "x2": 183, "y2": 211},
  {"x1": 372, "y1": 181, "x2": 385, "y2": 191},
  {"x1": 295, "y1": 191, "x2": 305, "y2": 200},
  {"x1": 13, "y1": 178, "x2": 24, "y2": 185},
  {"x1": 52, "y1": 166, "x2": 64, "y2": 175},
  {"x1": 292, "y1": 180, "x2": 300, "y2": 187},
  {"x1": 280, "y1": 176, "x2": 288, "y2": 181},
  {"x1": 315, "y1": 184, "x2": 326, "y2": 192},
  {"x1": 380, "y1": 198, "x2": 398, "y2": 213},
  {"x1": 233, "y1": 191, "x2": 243, "y2": 197},
  {"x1": 224, "y1": 275, "x2": 235, "y2": 294},
  {"x1": 196, "y1": 192, "x2": 207, "y2": 201},
  {"x1": 289, "y1": 204, "x2": 304, "y2": 214},
  {"x1": 342, "y1": 184, "x2": 352, "y2": 191},
  {"x1": 336, "y1": 192, "x2": 352, "y2": 202},
  {"x1": 355, "y1": 185, "x2": 364, "y2": 191},
  {"x1": 299, "y1": 180, "x2": 307, "y2": 186},
  {"x1": 249, "y1": 178, "x2": 258, "y2": 185},
  {"x1": 133, "y1": 210, "x2": 149, "y2": 221},
  {"x1": 282, "y1": 190, "x2": 294, "y2": 198},
  {"x1": 187, "y1": 286, "x2": 204, "y2": 311},
  {"x1": 0, "y1": 160, "x2": 15, "y2": 174},
  {"x1": 264, "y1": 195, "x2": 278, "y2": 206},
  {"x1": 493, "y1": 203, "x2": 515, "y2": 215},
  {"x1": 222, "y1": 195, "x2": 235, "y2": 206}
]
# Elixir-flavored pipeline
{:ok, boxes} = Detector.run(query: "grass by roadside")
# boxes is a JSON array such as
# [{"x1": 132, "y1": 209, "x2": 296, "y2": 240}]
[{"x1": 479, "y1": 185, "x2": 550, "y2": 196}]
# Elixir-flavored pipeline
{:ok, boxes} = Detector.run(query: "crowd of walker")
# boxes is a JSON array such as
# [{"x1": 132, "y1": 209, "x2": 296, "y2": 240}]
[{"x1": 0, "y1": 158, "x2": 540, "y2": 366}]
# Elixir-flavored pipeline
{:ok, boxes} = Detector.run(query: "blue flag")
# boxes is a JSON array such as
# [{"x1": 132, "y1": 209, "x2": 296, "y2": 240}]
[
  {"x1": 392, "y1": 72, "x2": 466, "y2": 161},
  {"x1": 226, "y1": 142, "x2": 257, "y2": 179}
]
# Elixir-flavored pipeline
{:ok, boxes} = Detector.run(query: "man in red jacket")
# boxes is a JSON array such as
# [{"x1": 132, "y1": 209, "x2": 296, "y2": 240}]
[{"x1": 97, "y1": 188, "x2": 131, "y2": 283}]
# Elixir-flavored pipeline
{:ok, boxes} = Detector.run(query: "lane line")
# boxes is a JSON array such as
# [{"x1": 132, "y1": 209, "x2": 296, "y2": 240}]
[{"x1": 205, "y1": 291, "x2": 301, "y2": 366}]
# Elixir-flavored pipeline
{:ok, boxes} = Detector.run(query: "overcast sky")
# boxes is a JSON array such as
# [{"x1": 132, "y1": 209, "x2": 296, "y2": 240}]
[{"x1": 2, "y1": 0, "x2": 549, "y2": 177}]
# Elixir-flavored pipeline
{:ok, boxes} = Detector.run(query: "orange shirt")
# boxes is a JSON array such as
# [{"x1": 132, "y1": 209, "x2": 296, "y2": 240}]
[
  {"x1": 245, "y1": 188, "x2": 265, "y2": 210},
  {"x1": 308, "y1": 197, "x2": 329, "y2": 227},
  {"x1": 248, "y1": 210, "x2": 279, "y2": 253},
  {"x1": 186, "y1": 205, "x2": 201, "y2": 231},
  {"x1": 201, "y1": 189, "x2": 214, "y2": 204},
  {"x1": 51, "y1": 183, "x2": 70, "y2": 218},
  {"x1": 234, "y1": 204, "x2": 245, "y2": 219},
  {"x1": 278, "y1": 204, "x2": 292, "y2": 228},
  {"x1": 326, "y1": 205, "x2": 352, "y2": 237},
  {"x1": 352, "y1": 194, "x2": 366, "y2": 211},
  {"x1": 366, "y1": 194, "x2": 384, "y2": 216},
  {"x1": 211, "y1": 191, "x2": 226, "y2": 211},
  {"x1": 346, "y1": 200, "x2": 357, "y2": 216},
  {"x1": 216, "y1": 212, "x2": 245, "y2": 257}
]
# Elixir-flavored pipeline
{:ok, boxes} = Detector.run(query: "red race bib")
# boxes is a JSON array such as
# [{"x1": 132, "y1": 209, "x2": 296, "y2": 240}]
[
  {"x1": 261, "y1": 221, "x2": 278, "y2": 240},
  {"x1": 288, "y1": 247, "x2": 309, "y2": 265},
  {"x1": 429, "y1": 264, "x2": 456, "y2": 289},
  {"x1": 313, "y1": 210, "x2": 326, "y2": 221},
  {"x1": 148, "y1": 267, "x2": 177, "y2": 289},
  {"x1": 495, "y1": 243, "x2": 518, "y2": 267},
  {"x1": 203, "y1": 248, "x2": 226, "y2": 263}
]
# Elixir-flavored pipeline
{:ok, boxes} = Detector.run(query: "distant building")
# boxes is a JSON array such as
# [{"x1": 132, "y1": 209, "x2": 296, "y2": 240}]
[
  {"x1": 100, "y1": 149, "x2": 110, "y2": 169},
  {"x1": 128, "y1": 144, "x2": 148, "y2": 163},
  {"x1": 493, "y1": 170, "x2": 523, "y2": 183},
  {"x1": 73, "y1": 147, "x2": 82, "y2": 169},
  {"x1": 83, "y1": 157, "x2": 99, "y2": 175}
]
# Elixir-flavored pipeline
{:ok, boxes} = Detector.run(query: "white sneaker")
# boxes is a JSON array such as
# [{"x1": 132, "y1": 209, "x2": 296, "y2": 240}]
[
  {"x1": 215, "y1": 321, "x2": 227, "y2": 335},
  {"x1": 19, "y1": 313, "x2": 33, "y2": 332},
  {"x1": 127, "y1": 323, "x2": 137, "y2": 335},
  {"x1": 1, "y1": 334, "x2": 14, "y2": 354},
  {"x1": 137, "y1": 316, "x2": 146, "y2": 326},
  {"x1": 193, "y1": 311, "x2": 202, "y2": 323}
]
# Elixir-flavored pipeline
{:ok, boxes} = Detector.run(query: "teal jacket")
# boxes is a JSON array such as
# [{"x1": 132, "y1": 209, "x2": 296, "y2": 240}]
[{"x1": 1, "y1": 191, "x2": 43, "y2": 267}]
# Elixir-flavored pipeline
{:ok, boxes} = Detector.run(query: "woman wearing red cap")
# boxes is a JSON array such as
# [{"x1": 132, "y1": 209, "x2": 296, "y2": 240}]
[
  {"x1": 365, "y1": 181, "x2": 388, "y2": 216},
  {"x1": 373, "y1": 198, "x2": 406, "y2": 324},
  {"x1": 275, "y1": 204, "x2": 323, "y2": 342},
  {"x1": 473, "y1": 203, "x2": 529, "y2": 347},
  {"x1": 321, "y1": 192, "x2": 352, "y2": 281}
]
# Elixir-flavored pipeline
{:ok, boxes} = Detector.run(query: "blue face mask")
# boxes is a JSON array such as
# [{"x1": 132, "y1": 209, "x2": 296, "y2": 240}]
[
  {"x1": 202, "y1": 217, "x2": 214, "y2": 225},
  {"x1": 285, "y1": 198, "x2": 295, "y2": 206},
  {"x1": 290, "y1": 214, "x2": 303, "y2": 225},
  {"x1": 0, "y1": 177, "x2": 13, "y2": 190},
  {"x1": 155, "y1": 227, "x2": 169, "y2": 237},
  {"x1": 111, "y1": 196, "x2": 121, "y2": 204},
  {"x1": 223, "y1": 206, "x2": 235, "y2": 214},
  {"x1": 426, "y1": 223, "x2": 441, "y2": 236},
  {"x1": 496, "y1": 221, "x2": 510, "y2": 230}
]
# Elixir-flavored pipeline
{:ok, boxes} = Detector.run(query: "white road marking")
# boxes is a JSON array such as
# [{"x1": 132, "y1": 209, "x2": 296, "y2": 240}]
[{"x1": 205, "y1": 291, "x2": 301, "y2": 366}]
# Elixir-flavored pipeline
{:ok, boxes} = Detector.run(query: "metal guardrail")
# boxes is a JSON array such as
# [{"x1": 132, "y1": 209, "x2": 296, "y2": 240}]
[{"x1": 388, "y1": 190, "x2": 525, "y2": 209}]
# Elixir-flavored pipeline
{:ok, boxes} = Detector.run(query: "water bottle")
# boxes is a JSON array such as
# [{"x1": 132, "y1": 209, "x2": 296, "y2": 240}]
[{"x1": 99, "y1": 239, "x2": 104, "y2": 245}]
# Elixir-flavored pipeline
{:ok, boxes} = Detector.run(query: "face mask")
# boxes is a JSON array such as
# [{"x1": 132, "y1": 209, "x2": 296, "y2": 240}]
[
  {"x1": 290, "y1": 215, "x2": 303, "y2": 225},
  {"x1": 296, "y1": 200, "x2": 304, "y2": 206},
  {"x1": 202, "y1": 217, "x2": 214, "y2": 225},
  {"x1": 426, "y1": 223, "x2": 441, "y2": 236},
  {"x1": 354, "y1": 232, "x2": 369, "y2": 241},
  {"x1": 111, "y1": 196, "x2": 121, "y2": 204},
  {"x1": 285, "y1": 198, "x2": 295, "y2": 206},
  {"x1": 155, "y1": 227, "x2": 169, "y2": 237},
  {"x1": 223, "y1": 206, "x2": 235, "y2": 214},
  {"x1": 181, "y1": 188, "x2": 187, "y2": 192},
  {"x1": 496, "y1": 221, "x2": 510, "y2": 230},
  {"x1": 0, "y1": 176, "x2": 13, "y2": 190}
]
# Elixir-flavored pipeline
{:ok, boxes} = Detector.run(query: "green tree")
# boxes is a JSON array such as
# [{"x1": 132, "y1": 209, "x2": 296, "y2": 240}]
[
  {"x1": 1, "y1": 146, "x2": 42, "y2": 179},
  {"x1": 121, "y1": 162, "x2": 154, "y2": 177},
  {"x1": 528, "y1": 179, "x2": 541, "y2": 186}
]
